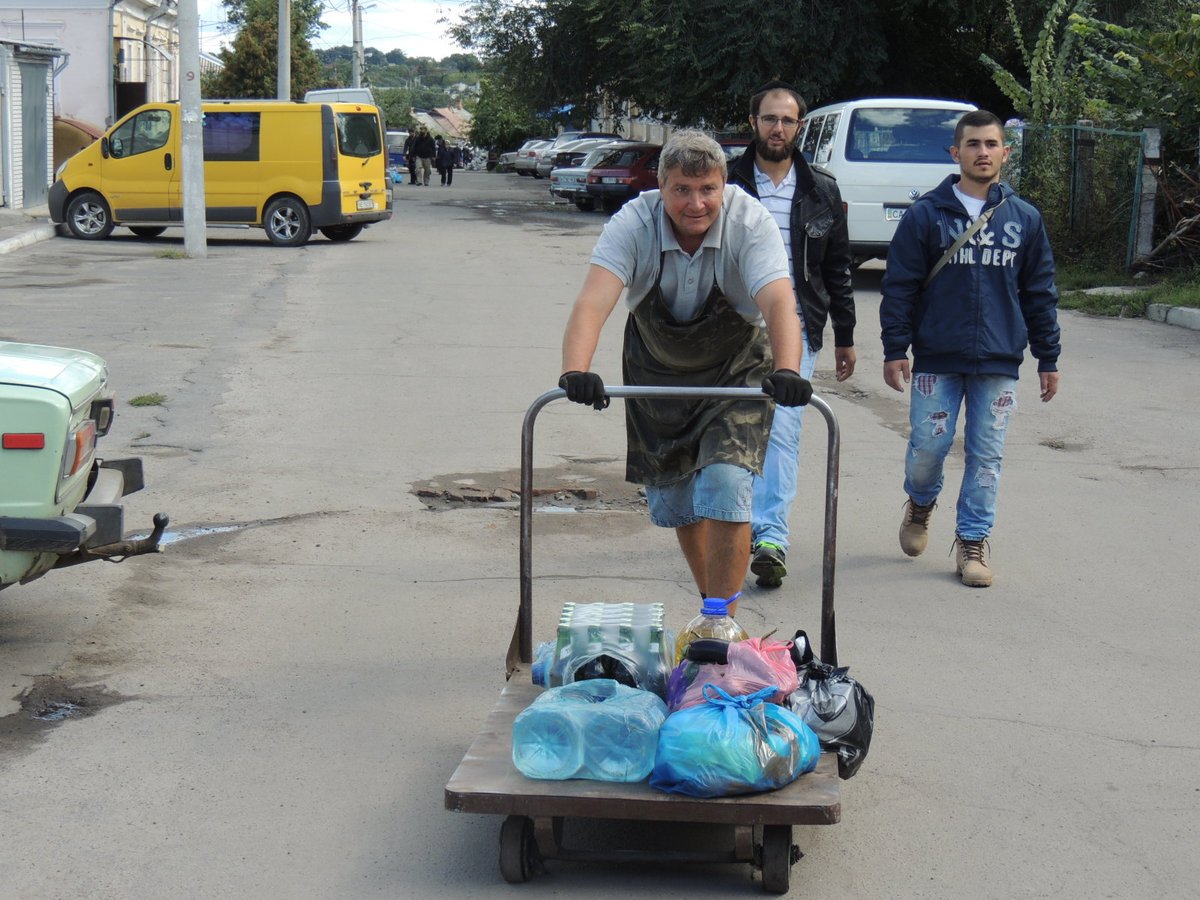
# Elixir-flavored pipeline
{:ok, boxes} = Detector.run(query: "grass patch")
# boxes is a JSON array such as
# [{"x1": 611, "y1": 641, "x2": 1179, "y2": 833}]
[
  {"x1": 1055, "y1": 262, "x2": 1133, "y2": 291},
  {"x1": 129, "y1": 392, "x2": 167, "y2": 407},
  {"x1": 156, "y1": 249, "x2": 187, "y2": 260},
  {"x1": 1059, "y1": 267, "x2": 1200, "y2": 317}
]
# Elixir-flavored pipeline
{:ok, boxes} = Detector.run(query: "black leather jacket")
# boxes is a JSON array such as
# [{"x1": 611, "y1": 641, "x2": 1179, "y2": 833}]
[{"x1": 728, "y1": 148, "x2": 855, "y2": 352}]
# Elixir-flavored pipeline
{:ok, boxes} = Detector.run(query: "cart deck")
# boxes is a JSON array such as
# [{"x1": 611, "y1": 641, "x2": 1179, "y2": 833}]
[
  {"x1": 445, "y1": 670, "x2": 841, "y2": 825},
  {"x1": 445, "y1": 387, "x2": 846, "y2": 893}
]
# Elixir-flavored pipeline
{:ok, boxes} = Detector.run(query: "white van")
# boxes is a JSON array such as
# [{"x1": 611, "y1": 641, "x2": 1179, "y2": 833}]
[
  {"x1": 305, "y1": 87, "x2": 376, "y2": 106},
  {"x1": 799, "y1": 97, "x2": 976, "y2": 263}
]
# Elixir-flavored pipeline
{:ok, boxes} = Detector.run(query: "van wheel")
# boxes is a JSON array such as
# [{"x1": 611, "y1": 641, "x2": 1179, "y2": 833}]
[
  {"x1": 319, "y1": 224, "x2": 364, "y2": 242},
  {"x1": 264, "y1": 197, "x2": 311, "y2": 247},
  {"x1": 574, "y1": 197, "x2": 595, "y2": 212},
  {"x1": 66, "y1": 192, "x2": 114, "y2": 240},
  {"x1": 129, "y1": 226, "x2": 166, "y2": 238}
]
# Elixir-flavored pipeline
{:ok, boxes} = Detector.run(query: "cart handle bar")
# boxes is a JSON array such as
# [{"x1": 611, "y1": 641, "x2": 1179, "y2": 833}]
[{"x1": 507, "y1": 386, "x2": 840, "y2": 678}]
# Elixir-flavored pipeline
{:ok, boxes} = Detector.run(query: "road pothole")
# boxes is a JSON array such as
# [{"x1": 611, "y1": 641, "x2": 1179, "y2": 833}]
[
  {"x1": 412, "y1": 461, "x2": 647, "y2": 513},
  {"x1": 1, "y1": 676, "x2": 132, "y2": 748}
]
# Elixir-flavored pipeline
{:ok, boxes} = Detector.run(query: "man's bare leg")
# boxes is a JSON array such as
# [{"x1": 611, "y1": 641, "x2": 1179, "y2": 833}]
[
  {"x1": 675, "y1": 519, "x2": 751, "y2": 614},
  {"x1": 675, "y1": 520, "x2": 708, "y2": 595}
]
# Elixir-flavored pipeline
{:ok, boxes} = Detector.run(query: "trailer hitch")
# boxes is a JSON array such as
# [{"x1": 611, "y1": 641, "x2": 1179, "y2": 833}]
[{"x1": 53, "y1": 512, "x2": 170, "y2": 569}]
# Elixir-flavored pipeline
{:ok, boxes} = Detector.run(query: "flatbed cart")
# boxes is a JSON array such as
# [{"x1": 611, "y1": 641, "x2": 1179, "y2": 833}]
[{"x1": 445, "y1": 386, "x2": 843, "y2": 894}]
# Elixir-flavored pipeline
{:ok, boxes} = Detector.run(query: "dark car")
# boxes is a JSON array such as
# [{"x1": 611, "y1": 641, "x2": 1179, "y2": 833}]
[
  {"x1": 549, "y1": 142, "x2": 629, "y2": 210},
  {"x1": 584, "y1": 143, "x2": 662, "y2": 212},
  {"x1": 719, "y1": 138, "x2": 751, "y2": 165}
]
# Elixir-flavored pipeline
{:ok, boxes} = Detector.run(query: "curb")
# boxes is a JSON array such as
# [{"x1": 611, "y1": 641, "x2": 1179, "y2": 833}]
[
  {"x1": 1147, "y1": 304, "x2": 1200, "y2": 332},
  {"x1": 0, "y1": 224, "x2": 57, "y2": 256}
]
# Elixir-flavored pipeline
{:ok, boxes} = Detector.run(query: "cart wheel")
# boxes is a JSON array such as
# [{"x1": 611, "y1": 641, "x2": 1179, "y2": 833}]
[
  {"x1": 499, "y1": 815, "x2": 539, "y2": 883},
  {"x1": 760, "y1": 825, "x2": 795, "y2": 895}
]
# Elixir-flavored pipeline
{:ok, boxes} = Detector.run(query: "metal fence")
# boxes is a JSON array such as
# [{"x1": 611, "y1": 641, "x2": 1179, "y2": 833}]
[{"x1": 1004, "y1": 123, "x2": 1146, "y2": 270}]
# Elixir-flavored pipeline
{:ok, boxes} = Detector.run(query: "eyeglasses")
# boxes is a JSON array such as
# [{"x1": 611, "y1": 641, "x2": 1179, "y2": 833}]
[{"x1": 756, "y1": 114, "x2": 801, "y2": 130}]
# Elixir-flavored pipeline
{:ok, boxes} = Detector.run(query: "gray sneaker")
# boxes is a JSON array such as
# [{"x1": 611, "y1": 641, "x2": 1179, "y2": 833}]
[
  {"x1": 751, "y1": 542, "x2": 787, "y2": 588},
  {"x1": 899, "y1": 497, "x2": 936, "y2": 557},
  {"x1": 954, "y1": 536, "x2": 993, "y2": 587}
]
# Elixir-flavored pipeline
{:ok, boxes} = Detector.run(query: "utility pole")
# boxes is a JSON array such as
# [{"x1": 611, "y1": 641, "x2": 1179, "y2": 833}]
[
  {"x1": 277, "y1": 0, "x2": 290, "y2": 99},
  {"x1": 177, "y1": 0, "x2": 207, "y2": 257},
  {"x1": 351, "y1": 0, "x2": 363, "y2": 88}
]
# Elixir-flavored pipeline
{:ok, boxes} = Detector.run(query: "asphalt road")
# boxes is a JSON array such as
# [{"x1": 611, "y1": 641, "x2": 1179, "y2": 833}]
[{"x1": 1, "y1": 171, "x2": 1198, "y2": 899}]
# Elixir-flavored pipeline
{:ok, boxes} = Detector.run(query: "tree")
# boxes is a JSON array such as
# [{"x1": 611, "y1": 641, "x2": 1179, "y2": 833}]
[
  {"x1": 205, "y1": 8, "x2": 325, "y2": 99},
  {"x1": 441, "y1": 52, "x2": 482, "y2": 73},
  {"x1": 979, "y1": 0, "x2": 1090, "y2": 124},
  {"x1": 1072, "y1": 8, "x2": 1200, "y2": 136},
  {"x1": 467, "y1": 76, "x2": 547, "y2": 149},
  {"x1": 451, "y1": 0, "x2": 892, "y2": 128},
  {"x1": 221, "y1": 0, "x2": 326, "y2": 39},
  {"x1": 375, "y1": 88, "x2": 416, "y2": 130}
]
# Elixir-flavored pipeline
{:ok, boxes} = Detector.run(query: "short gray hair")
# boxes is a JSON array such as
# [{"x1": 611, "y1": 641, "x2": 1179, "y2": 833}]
[{"x1": 658, "y1": 130, "x2": 726, "y2": 183}]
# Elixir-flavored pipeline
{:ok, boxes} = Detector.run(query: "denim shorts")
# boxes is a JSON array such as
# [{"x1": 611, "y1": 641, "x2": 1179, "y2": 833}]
[{"x1": 645, "y1": 463, "x2": 754, "y2": 527}]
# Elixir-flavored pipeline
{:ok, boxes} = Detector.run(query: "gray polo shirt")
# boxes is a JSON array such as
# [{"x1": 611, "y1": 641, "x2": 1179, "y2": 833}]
[{"x1": 589, "y1": 185, "x2": 790, "y2": 324}]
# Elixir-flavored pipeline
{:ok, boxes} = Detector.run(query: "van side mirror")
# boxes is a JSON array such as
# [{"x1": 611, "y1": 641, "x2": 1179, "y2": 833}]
[{"x1": 100, "y1": 137, "x2": 109, "y2": 159}]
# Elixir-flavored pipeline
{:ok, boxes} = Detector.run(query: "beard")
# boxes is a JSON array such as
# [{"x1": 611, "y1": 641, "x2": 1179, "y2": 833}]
[{"x1": 753, "y1": 133, "x2": 792, "y2": 163}]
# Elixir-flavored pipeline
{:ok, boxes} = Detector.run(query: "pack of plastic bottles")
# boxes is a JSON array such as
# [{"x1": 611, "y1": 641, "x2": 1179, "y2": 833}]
[
  {"x1": 535, "y1": 602, "x2": 674, "y2": 699},
  {"x1": 511, "y1": 679, "x2": 668, "y2": 782}
]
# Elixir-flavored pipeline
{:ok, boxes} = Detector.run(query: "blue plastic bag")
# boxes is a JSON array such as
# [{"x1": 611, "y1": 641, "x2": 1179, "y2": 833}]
[{"x1": 650, "y1": 685, "x2": 820, "y2": 797}]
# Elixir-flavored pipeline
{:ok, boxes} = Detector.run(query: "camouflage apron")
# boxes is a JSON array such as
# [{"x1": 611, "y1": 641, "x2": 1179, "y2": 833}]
[{"x1": 622, "y1": 255, "x2": 774, "y2": 485}]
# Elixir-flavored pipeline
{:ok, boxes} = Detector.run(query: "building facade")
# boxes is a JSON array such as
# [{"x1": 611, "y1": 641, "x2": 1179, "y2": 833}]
[
  {"x1": 0, "y1": 38, "x2": 62, "y2": 208},
  {"x1": 0, "y1": 0, "x2": 180, "y2": 133}
]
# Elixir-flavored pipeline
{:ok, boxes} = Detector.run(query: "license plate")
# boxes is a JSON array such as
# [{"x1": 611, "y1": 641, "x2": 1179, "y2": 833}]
[
  {"x1": 357, "y1": 199, "x2": 375, "y2": 210},
  {"x1": 884, "y1": 205, "x2": 908, "y2": 221}
]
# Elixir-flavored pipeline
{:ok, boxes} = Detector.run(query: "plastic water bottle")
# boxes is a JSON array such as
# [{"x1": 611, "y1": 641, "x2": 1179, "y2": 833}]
[
  {"x1": 511, "y1": 705, "x2": 585, "y2": 780},
  {"x1": 674, "y1": 594, "x2": 749, "y2": 664},
  {"x1": 531, "y1": 641, "x2": 554, "y2": 687},
  {"x1": 581, "y1": 685, "x2": 667, "y2": 782}
]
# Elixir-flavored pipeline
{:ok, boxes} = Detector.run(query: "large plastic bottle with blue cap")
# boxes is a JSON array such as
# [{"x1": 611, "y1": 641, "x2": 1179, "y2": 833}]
[{"x1": 673, "y1": 593, "x2": 748, "y2": 664}]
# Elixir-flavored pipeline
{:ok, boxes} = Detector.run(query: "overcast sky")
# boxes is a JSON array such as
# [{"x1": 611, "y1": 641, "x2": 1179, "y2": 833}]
[{"x1": 197, "y1": 0, "x2": 472, "y2": 61}]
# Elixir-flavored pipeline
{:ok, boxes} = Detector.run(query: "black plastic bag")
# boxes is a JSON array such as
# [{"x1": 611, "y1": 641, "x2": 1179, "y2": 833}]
[{"x1": 786, "y1": 630, "x2": 875, "y2": 779}]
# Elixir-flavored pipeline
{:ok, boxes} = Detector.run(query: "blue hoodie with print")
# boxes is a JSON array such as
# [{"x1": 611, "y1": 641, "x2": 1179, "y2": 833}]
[{"x1": 880, "y1": 175, "x2": 1060, "y2": 378}]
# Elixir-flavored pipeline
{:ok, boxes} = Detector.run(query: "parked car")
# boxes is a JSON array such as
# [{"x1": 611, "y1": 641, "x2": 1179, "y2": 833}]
[
  {"x1": 494, "y1": 149, "x2": 519, "y2": 173},
  {"x1": 549, "y1": 142, "x2": 629, "y2": 210},
  {"x1": 546, "y1": 130, "x2": 623, "y2": 150},
  {"x1": 514, "y1": 139, "x2": 553, "y2": 176},
  {"x1": 584, "y1": 143, "x2": 662, "y2": 212},
  {"x1": 797, "y1": 97, "x2": 976, "y2": 263},
  {"x1": 0, "y1": 341, "x2": 167, "y2": 592},
  {"x1": 719, "y1": 137, "x2": 751, "y2": 166},
  {"x1": 536, "y1": 137, "x2": 627, "y2": 179}
]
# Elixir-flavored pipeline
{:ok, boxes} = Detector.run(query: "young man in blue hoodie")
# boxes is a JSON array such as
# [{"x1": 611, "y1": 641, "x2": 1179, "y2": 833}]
[{"x1": 880, "y1": 110, "x2": 1061, "y2": 587}]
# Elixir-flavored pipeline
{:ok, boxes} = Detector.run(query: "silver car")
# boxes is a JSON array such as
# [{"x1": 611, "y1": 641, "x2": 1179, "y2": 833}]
[
  {"x1": 536, "y1": 137, "x2": 626, "y2": 179},
  {"x1": 514, "y1": 139, "x2": 552, "y2": 176}
]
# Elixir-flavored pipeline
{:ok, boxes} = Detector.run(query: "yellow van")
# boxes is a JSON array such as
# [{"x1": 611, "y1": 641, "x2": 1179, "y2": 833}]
[{"x1": 49, "y1": 100, "x2": 392, "y2": 247}]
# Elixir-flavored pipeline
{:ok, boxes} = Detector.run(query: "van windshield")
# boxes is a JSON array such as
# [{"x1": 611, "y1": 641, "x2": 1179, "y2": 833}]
[
  {"x1": 336, "y1": 112, "x2": 382, "y2": 158},
  {"x1": 845, "y1": 108, "x2": 963, "y2": 163}
]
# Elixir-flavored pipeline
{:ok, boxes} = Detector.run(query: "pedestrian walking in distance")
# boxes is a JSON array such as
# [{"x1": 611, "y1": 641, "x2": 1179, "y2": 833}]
[{"x1": 880, "y1": 109, "x2": 1061, "y2": 587}]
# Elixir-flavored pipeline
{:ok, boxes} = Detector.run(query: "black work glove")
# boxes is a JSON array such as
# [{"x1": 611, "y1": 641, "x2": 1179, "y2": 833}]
[
  {"x1": 761, "y1": 369, "x2": 813, "y2": 407},
  {"x1": 558, "y1": 371, "x2": 610, "y2": 410}
]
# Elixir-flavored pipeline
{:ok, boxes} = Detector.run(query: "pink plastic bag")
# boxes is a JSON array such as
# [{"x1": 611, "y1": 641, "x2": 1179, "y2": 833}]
[{"x1": 667, "y1": 637, "x2": 799, "y2": 712}]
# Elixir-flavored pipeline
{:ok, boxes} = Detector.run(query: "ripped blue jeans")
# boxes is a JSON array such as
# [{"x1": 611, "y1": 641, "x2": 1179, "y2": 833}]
[{"x1": 904, "y1": 373, "x2": 1017, "y2": 541}]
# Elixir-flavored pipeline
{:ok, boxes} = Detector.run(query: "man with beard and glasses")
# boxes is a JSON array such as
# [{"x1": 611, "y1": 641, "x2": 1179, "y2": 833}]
[{"x1": 728, "y1": 81, "x2": 857, "y2": 589}]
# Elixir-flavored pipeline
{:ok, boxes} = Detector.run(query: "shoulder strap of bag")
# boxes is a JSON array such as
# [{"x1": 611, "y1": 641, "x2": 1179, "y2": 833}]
[{"x1": 923, "y1": 195, "x2": 1009, "y2": 289}]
